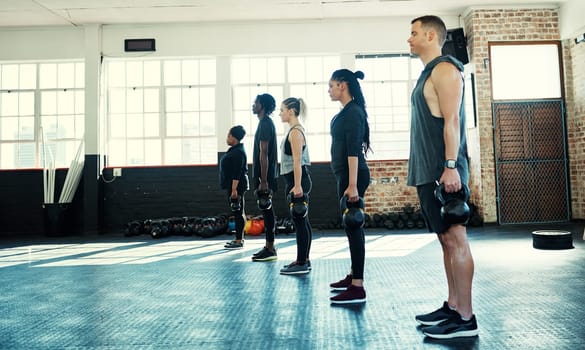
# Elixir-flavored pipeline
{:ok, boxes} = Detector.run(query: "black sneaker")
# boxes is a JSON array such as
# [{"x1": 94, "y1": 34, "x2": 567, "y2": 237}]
[
  {"x1": 251, "y1": 247, "x2": 277, "y2": 261},
  {"x1": 415, "y1": 301, "x2": 459, "y2": 326},
  {"x1": 224, "y1": 240, "x2": 244, "y2": 250},
  {"x1": 423, "y1": 314, "x2": 478, "y2": 339},
  {"x1": 283, "y1": 260, "x2": 312, "y2": 270}
]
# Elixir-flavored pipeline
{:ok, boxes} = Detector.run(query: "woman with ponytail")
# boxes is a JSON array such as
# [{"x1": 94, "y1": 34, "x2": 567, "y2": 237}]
[
  {"x1": 278, "y1": 97, "x2": 313, "y2": 275},
  {"x1": 327, "y1": 69, "x2": 371, "y2": 304}
]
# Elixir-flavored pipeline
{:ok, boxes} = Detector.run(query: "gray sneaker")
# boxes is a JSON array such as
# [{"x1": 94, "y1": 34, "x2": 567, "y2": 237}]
[
  {"x1": 280, "y1": 261, "x2": 310, "y2": 275},
  {"x1": 224, "y1": 240, "x2": 244, "y2": 250}
]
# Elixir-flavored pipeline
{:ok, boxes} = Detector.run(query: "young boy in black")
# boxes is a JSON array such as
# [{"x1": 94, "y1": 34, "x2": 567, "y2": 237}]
[{"x1": 219, "y1": 125, "x2": 249, "y2": 249}]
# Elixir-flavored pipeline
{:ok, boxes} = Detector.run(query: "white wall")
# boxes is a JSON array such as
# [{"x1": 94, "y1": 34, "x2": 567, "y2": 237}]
[
  {"x1": 559, "y1": 0, "x2": 585, "y2": 39},
  {"x1": 0, "y1": 27, "x2": 84, "y2": 60}
]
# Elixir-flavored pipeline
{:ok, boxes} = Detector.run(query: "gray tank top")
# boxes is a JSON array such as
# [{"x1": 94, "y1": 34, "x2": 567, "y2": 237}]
[
  {"x1": 407, "y1": 55, "x2": 469, "y2": 186},
  {"x1": 280, "y1": 126, "x2": 311, "y2": 176}
]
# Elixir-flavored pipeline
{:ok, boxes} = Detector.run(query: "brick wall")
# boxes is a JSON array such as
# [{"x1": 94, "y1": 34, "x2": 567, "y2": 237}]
[
  {"x1": 365, "y1": 160, "x2": 418, "y2": 213},
  {"x1": 566, "y1": 38, "x2": 585, "y2": 218},
  {"x1": 463, "y1": 8, "x2": 561, "y2": 222}
]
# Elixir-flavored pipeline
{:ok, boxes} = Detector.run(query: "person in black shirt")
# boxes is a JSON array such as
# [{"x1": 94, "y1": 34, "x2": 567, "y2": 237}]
[
  {"x1": 251, "y1": 94, "x2": 279, "y2": 262},
  {"x1": 327, "y1": 69, "x2": 372, "y2": 304},
  {"x1": 219, "y1": 125, "x2": 249, "y2": 249}
]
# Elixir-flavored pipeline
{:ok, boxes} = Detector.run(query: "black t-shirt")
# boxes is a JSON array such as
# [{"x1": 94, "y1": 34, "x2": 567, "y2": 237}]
[
  {"x1": 219, "y1": 143, "x2": 249, "y2": 192},
  {"x1": 252, "y1": 116, "x2": 278, "y2": 183},
  {"x1": 330, "y1": 101, "x2": 368, "y2": 175}
]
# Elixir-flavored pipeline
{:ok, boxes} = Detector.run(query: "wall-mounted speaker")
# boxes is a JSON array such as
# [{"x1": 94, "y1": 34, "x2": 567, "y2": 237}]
[
  {"x1": 442, "y1": 28, "x2": 469, "y2": 65},
  {"x1": 124, "y1": 39, "x2": 156, "y2": 52}
]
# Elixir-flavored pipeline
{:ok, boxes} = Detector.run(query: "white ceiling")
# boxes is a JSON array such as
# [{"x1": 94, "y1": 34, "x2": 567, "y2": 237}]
[{"x1": 0, "y1": 0, "x2": 566, "y2": 28}]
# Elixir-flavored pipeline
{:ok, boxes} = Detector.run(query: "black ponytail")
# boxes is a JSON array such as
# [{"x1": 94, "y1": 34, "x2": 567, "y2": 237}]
[{"x1": 330, "y1": 69, "x2": 372, "y2": 155}]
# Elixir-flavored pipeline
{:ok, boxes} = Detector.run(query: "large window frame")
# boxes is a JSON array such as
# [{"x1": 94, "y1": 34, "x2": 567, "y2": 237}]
[
  {"x1": 0, "y1": 61, "x2": 84, "y2": 170},
  {"x1": 104, "y1": 57, "x2": 217, "y2": 166}
]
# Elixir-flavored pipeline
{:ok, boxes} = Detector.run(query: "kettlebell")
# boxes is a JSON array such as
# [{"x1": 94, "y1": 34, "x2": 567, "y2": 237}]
[
  {"x1": 434, "y1": 182, "x2": 470, "y2": 225},
  {"x1": 229, "y1": 195, "x2": 241, "y2": 212},
  {"x1": 256, "y1": 189, "x2": 273, "y2": 211},
  {"x1": 287, "y1": 193, "x2": 308, "y2": 219},
  {"x1": 339, "y1": 196, "x2": 365, "y2": 229}
]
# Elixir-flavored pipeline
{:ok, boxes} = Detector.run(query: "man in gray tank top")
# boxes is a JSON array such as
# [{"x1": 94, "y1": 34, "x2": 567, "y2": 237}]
[{"x1": 407, "y1": 15, "x2": 478, "y2": 339}]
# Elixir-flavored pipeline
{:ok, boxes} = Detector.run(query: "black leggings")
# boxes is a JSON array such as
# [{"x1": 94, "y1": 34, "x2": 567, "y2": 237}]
[
  {"x1": 284, "y1": 167, "x2": 313, "y2": 263},
  {"x1": 253, "y1": 178, "x2": 277, "y2": 243},
  {"x1": 227, "y1": 190, "x2": 246, "y2": 241},
  {"x1": 335, "y1": 168, "x2": 370, "y2": 280}
]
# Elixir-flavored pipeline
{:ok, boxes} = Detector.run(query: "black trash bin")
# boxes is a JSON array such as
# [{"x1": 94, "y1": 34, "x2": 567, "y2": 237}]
[{"x1": 43, "y1": 203, "x2": 74, "y2": 237}]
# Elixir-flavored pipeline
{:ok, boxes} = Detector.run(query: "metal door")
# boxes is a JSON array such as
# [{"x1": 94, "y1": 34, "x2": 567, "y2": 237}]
[{"x1": 493, "y1": 100, "x2": 570, "y2": 224}]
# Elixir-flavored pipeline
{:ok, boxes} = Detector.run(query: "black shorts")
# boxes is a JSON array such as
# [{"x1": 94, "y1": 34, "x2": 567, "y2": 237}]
[{"x1": 417, "y1": 182, "x2": 450, "y2": 234}]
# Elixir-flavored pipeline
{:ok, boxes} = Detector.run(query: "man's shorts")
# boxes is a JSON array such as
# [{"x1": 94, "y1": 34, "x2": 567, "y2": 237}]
[{"x1": 417, "y1": 182, "x2": 450, "y2": 234}]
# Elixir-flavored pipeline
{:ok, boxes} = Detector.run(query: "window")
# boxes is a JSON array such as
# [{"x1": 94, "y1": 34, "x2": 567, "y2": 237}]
[
  {"x1": 0, "y1": 61, "x2": 84, "y2": 169},
  {"x1": 490, "y1": 43, "x2": 562, "y2": 100},
  {"x1": 105, "y1": 58, "x2": 217, "y2": 166},
  {"x1": 231, "y1": 55, "x2": 340, "y2": 162},
  {"x1": 355, "y1": 54, "x2": 423, "y2": 160}
]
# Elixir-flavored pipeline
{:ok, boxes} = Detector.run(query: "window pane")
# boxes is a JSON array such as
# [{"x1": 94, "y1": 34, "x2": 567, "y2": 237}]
[
  {"x1": 57, "y1": 90, "x2": 75, "y2": 115},
  {"x1": 40, "y1": 63, "x2": 57, "y2": 89},
  {"x1": 267, "y1": 58, "x2": 284, "y2": 83},
  {"x1": 200, "y1": 87, "x2": 214, "y2": 111},
  {"x1": 182, "y1": 88, "x2": 198, "y2": 111},
  {"x1": 491, "y1": 44, "x2": 561, "y2": 99},
  {"x1": 1, "y1": 117, "x2": 18, "y2": 139},
  {"x1": 200, "y1": 112, "x2": 215, "y2": 135},
  {"x1": 144, "y1": 139, "x2": 161, "y2": 165},
  {"x1": 110, "y1": 115, "x2": 126, "y2": 137},
  {"x1": 126, "y1": 62, "x2": 143, "y2": 87},
  {"x1": 58, "y1": 115, "x2": 75, "y2": 138},
  {"x1": 126, "y1": 88, "x2": 143, "y2": 113},
  {"x1": 127, "y1": 114, "x2": 144, "y2": 138},
  {"x1": 200, "y1": 59, "x2": 216, "y2": 84},
  {"x1": 144, "y1": 88, "x2": 159, "y2": 113},
  {"x1": 182, "y1": 112, "x2": 197, "y2": 136},
  {"x1": 166, "y1": 112, "x2": 182, "y2": 137},
  {"x1": 108, "y1": 62, "x2": 125, "y2": 87},
  {"x1": 166, "y1": 88, "x2": 182, "y2": 112},
  {"x1": 143, "y1": 61, "x2": 160, "y2": 86},
  {"x1": 75, "y1": 63, "x2": 84, "y2": 88},
  {"x1": 231, "y1": 58, "x2": 250, "y2": 84},
  {"x1": 1, "y1": 64, "x2": 19, "y2": 90},
  {"x1": 164, "y1": 60, "x2": 181, "y2": 86},
  {"x1": 164, "y1": 139, "x2": 181, "y2": 164},
  {"x1": 109, "y1": 89, "x2": 126, "y2": 114},
  {"x1": 144, "y1": 113, "x2": 159, "y2": 137},
  {"x1": 58, "y1": 63, "x2": 75, "y2": 89},
  {"x1": 127, "y1": 139, "x2": 144, "y2": 165},
  {"x1": 182, "y1": 60, "x2": 198, "y2": 85},
  {"x1": 108, "y1": 140, "x2": 126, "y2": 166},
  {"x1": 20, "y1": 64, "x2": 37, "y2": 89}
]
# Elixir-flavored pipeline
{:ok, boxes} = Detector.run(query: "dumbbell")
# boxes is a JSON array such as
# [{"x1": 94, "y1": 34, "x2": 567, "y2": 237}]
[
  {"x1": 287, "y1": 192, "x2": 308, "y2": 218},
  {"x1": 339, "y1": 196, "x2": 365, "y2": 229},
  {"x1": 256, "y1": 189, "x2": 273, "y2": 210},
  {"x1": 434, "y1": 182, "x2": 470, "y2": 225}
]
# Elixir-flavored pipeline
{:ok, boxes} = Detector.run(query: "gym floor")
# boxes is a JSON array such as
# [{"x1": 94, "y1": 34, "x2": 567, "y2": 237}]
[{"x1": 1, "y1": 222, "x2": 583, "y2": 349}]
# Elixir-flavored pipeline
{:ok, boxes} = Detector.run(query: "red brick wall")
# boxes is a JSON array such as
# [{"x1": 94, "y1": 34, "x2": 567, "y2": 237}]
[{"x1": 364, "y1": 160, "x2": 419, "y2": 213}]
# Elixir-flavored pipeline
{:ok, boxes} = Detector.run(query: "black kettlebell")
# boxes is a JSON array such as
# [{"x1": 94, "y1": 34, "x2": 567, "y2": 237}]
[
  {"x1": 434, "y1": 182, "x2": 470, "y2": 225},
  {"x1": 340, "y1": 196, "x2": 365, "y2": 229},
  {"x1": 229, "y1": 195, "x2": 241, "y2": 212},
  {"x1": 287, "y1": 193, "x2": 308, "y2": 219},
  {"x1": 256, "y1": 189, "x2": 273, "y2": 211}
]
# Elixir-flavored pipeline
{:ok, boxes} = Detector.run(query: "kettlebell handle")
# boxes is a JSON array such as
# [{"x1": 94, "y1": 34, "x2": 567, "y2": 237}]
[{"x1": 435, "y1": 182, "x2": 469, "y2": 204}]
